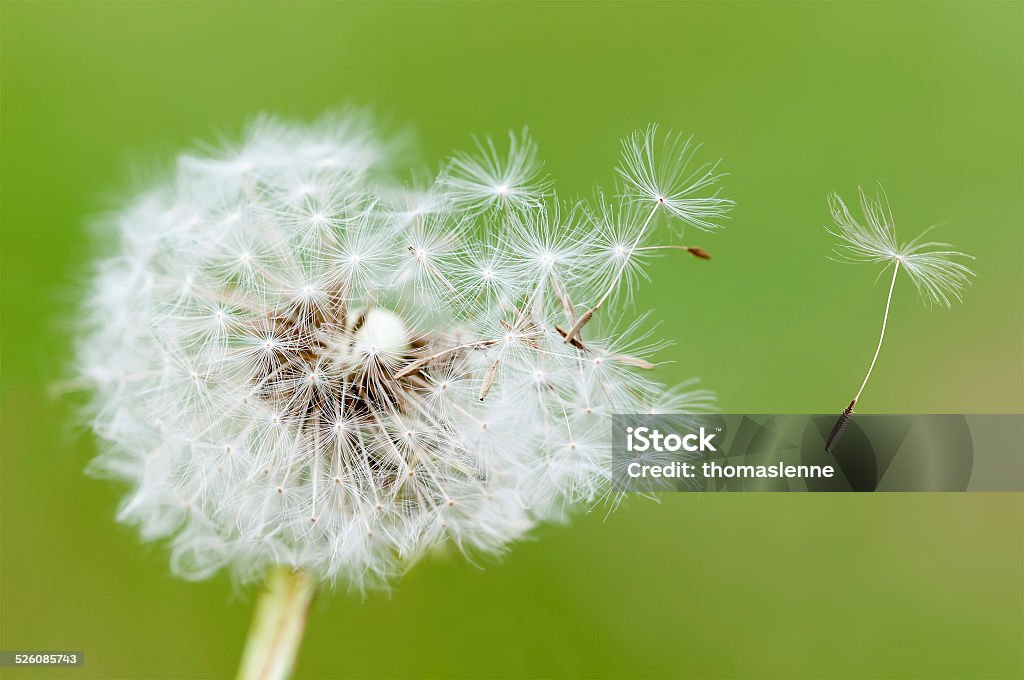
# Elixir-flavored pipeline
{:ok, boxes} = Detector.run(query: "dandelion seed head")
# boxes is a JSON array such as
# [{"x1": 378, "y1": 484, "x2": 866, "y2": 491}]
[{"x1": 78, "y1": 114, "x2": 723, "y2": 589}]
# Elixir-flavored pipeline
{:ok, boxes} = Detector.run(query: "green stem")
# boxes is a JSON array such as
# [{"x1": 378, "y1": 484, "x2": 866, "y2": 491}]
[{"x1": 237, "y1": 566, "x2": 316, "y2": 680}]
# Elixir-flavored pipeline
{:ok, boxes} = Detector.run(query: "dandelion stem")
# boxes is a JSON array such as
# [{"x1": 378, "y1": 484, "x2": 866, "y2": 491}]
[
  {"x1": 237, "y1": 566, "x2": 316, "y2": 680},
  {"x1": 854, "y1": 259, "x2": 901, "y2": 404},
  {"x1": 563, "y1": 202, "x2": 660, "y2": 343}
]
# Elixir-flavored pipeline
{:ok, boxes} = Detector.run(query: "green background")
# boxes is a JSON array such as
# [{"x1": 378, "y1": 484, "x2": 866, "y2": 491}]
[{"x1": 2, "y1": 2, "x2": 1022, "y2": 678}]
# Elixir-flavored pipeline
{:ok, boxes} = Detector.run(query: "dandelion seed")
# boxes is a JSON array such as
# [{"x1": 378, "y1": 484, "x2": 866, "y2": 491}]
[
  {"x1": 823, "y1": 186, "x2": 975, "y2": 452},
  {"x1": 616, "y1": 124, "x2": 734, "y2": 231},
  {"x1": 562, "y1": 127, "x2": 732, "y2": 344},
  {"x1": 441, "y1": 128, "x2": 551, "y2": 212}
]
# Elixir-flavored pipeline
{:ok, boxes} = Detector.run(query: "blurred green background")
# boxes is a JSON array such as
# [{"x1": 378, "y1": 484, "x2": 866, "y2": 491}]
[{"x1": 2, "y1": 2, "x2": 1022, "y2": 678}]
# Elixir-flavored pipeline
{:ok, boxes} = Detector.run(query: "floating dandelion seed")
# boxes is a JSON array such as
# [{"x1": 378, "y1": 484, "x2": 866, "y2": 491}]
[
  {"x1": 78, "y1": 114, "x2": 727, "y2": 679},
  {"x1": 824, "y1": 186, "x2": 975, "y2": 452}
]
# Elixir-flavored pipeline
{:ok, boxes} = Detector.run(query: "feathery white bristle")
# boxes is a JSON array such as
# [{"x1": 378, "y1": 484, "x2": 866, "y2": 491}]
[{"x1": 827, "y1": 186, "x2": 975, "y2": 308}]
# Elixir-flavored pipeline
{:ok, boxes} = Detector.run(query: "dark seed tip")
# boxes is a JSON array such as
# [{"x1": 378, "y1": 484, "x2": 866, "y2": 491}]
[{"x1": 824, "y1": 410, "x2": 854, "y2": 453}]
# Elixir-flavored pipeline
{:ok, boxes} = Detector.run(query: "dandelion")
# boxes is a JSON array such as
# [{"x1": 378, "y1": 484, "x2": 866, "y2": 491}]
[
  {"x1": 78, "y1": 114, "x2": 727, "y2": 679},
  {"x1": 823, "y1": 186, "x2": 975, "y2": 452}
]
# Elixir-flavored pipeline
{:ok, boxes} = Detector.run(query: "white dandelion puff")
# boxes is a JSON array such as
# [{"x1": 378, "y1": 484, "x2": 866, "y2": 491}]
[
  {"x1": 78, "y1": 113, "x2": 727, "y2": 678},
  {"x1": 79, "y1": 116, "x2": 726, "y2": 588},
  {"x1": 823, "y1": 185, "x2": 975, "y2": 452}
]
